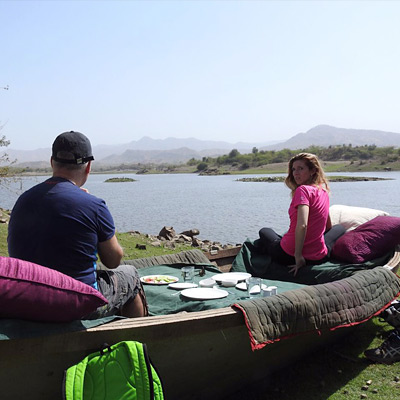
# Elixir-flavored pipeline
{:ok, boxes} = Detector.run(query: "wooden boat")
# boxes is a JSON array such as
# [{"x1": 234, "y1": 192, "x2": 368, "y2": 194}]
[{"x1": 0, "y1": 244, "x2": 399, "y2": 400}]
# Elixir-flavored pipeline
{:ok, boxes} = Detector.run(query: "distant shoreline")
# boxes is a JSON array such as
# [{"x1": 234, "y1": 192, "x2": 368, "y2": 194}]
[
  {"x1": 236, "y1": 176, "x2": 391, "y2": 183},
  {"x1": 6, "y1": 163, "x2": 400, "y2": 178}
]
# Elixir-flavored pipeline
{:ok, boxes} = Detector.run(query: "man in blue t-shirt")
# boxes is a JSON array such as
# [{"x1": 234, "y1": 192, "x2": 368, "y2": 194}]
[{"x1": 8, "y1": 131, "x2": 147, "y2": 318}]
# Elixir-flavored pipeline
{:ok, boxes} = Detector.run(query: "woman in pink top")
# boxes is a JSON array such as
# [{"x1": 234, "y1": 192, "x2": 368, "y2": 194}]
[{"x1": 259, "y1": 153, "x2": 345, "y2": 276}]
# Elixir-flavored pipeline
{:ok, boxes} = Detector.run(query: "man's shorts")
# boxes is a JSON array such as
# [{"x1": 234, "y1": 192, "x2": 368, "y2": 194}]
[{"x1": 85, "y1": 265, "x2": 147, "y2": 319}]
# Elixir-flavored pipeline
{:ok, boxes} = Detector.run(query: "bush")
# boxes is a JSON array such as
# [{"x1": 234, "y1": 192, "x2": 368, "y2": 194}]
[{"x1": 196, "y1": 162, "x2": 208, "y2": 171}]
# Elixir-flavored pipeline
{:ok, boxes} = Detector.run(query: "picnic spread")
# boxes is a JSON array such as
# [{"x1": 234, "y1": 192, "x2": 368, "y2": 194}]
[{"x1": 137, "y1": 263, "x2": 304, "y2": 316}]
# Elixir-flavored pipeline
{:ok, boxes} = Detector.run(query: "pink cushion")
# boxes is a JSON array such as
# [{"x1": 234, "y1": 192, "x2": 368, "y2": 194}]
[
  {"x1": 331, "y1": 216, "x2": 400, "y2": 264},
  {"x1": 0, "y1": 256, "x2": 108, "y2": 322}
]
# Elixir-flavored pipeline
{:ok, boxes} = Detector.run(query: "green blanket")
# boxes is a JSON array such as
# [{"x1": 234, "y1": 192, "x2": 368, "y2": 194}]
[
  {"x1": 138, "y1": 263, "x2": 304, "y2": 316},
  {"x1": 232, "y1": 238, "x2": 394, "y2": 284},
  {"x1": 0, "y1": 262, "x2": 305, "y2": 340},
  {"x1": 233, "y1": 266, "x2": 400, "y2": 350}
]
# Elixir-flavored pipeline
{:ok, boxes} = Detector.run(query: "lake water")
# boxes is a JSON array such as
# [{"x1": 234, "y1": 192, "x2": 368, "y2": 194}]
[{"x1": 1, "y1": 171, "x2": 399, "y2": 244}]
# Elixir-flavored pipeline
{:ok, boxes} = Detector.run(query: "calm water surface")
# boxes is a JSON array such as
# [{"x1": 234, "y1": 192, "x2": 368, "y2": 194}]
[{"x1": 1, "y1": 171, "x2": 399, "y2": 244}]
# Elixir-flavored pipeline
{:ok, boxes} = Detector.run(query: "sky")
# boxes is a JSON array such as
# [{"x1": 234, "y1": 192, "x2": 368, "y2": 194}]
[{"x1": 1, "y1": 0, "x2": 400, "y2": 150}]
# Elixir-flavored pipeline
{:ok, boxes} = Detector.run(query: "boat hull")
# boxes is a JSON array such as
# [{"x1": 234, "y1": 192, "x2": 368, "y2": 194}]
[
  {"x1": 1, "y1": 245, "x2": 398, "y2": 399},
  {"x1": 0, "y1": 307, "x2": 350, "y2": 400}
]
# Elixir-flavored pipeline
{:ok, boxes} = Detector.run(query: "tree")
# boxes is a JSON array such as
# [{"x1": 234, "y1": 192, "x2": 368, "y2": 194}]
[
  {"x1": 0, "y1": 136, "x2": 10, "y2": 174},
  {"x1": 196, "y1": 162, "x2": 208, "y2": 172},
  {"x1": 0, "y1": 125, "x2": 15, "y2": 187},
  {"x1": 228, "y1": 149, "x2": 240, "y2": 158}
]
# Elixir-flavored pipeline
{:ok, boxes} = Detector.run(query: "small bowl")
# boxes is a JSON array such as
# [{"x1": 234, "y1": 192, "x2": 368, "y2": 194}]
[
  {"x1": 219, "y1": 278, "x2": 237, "y2": 287},
  {"x1": 199, "y1": 278, "x2": 216, "y2": 288}
]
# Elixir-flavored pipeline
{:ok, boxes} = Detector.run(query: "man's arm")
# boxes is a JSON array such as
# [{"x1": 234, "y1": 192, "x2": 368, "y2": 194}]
[{"x1": 98, "y1": 235, "x2": 123, "y2": 269}]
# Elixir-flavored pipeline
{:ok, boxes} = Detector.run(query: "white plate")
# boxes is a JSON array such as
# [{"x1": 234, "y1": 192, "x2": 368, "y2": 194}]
[
  {"x1": 180, "y1": 288, "x2": 229, "y2": 300},
  {"x1": 168, "y1": 282, "x2": 198, "y2": 290},
  {"x1": 236, "y1": 282, "x2": 268, "y2": 291},
  {"x1": 212, "y1": 272, "x2": 251, "y2": 284},
  {"x1": 140, "y1": 275, "x2": 179, "y2": 285}
]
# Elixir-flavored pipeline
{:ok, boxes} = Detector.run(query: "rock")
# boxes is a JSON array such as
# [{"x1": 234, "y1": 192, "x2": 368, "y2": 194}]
[
  {"x1": 178, "y1": 234, "x2": 192, "y2": 242},
  {"x1": 129, "y1": 231, "x2": 141, "y2": 236},
  {"x1": 179, "y1": 229, "x2": 200, "y2": 237},
  {"x1": 361, "y1": 385, "x2": 369, "y2": 391},
  {"x1": 123, "y1": 225, "x2": 238, "y2": 253},
  {"x1": 191, "y1": 238, "x2": 202, "y2": 247},
  {"x1": 164, "y1": 241, "x2": 176, "y2": 249},
  {"x1": 0, "y1": 208, "x2": 10, "y2": 223},
  {"x1": 135, "y1": 244, "x2": 146, "y2": 250},
  {"x1": 360, "y1": 395, "x2": 367, "y2": 399},
  {"x1": 158, "y1": 226, "x2": 176, "y2": 240},
  {"x1": 365, "y1": 380, "x2": 372, "y2": 386},
  {"x1": 394, "y1": 376, "x2": 400, "y2": 382}
]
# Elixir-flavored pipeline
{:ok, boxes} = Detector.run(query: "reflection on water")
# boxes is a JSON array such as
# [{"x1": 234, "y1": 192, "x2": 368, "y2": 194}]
[{"x1": 1, "y1": 171, "x2": 399, "y2": 244}]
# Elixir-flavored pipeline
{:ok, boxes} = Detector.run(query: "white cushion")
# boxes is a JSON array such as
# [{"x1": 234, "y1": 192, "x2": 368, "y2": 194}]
[{"x1": 330, "y1": 205, "x2": 389, "y2": 231}]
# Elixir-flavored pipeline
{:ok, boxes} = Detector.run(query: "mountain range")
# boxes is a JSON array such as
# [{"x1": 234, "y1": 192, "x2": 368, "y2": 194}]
[
  {"x1": 264, "y1": 125, "x2": 400, "y2": 150},
  {"x1": 5, "y1": 125, "x2": 400, "y2": 167}
]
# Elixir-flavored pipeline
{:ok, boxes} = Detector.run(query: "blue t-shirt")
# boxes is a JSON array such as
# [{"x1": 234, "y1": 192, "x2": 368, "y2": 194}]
[{"x1": 8, "y1": 177, "x2": 115, "y2": 287}]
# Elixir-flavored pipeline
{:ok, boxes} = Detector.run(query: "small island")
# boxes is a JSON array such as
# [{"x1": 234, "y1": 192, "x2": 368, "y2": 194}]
[{"x1": 104, "y1": 177, "x2": 136, "y2": 183}]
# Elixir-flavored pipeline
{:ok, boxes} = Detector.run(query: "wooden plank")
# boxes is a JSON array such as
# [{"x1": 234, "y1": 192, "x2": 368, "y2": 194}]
[
  {"x1": 205, "y1": 246, "x2": 241, "y2": 261},
  {"x1": 205, "y1": 246, "x2": 241, "y2": 272}
]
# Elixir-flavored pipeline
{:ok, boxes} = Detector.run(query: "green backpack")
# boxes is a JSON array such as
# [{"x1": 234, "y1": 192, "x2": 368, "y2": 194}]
[{"x1": 64, "y1": 341, "x2": 164, "y2": 400}]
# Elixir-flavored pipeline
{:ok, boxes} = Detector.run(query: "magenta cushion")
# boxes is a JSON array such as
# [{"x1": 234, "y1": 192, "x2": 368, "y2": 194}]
[
  {"x1": 331, "y1": 216, "x2": 400, "y2": 264},
  {"x1": 0, "y1": 256, "x2": 108, "y2": 322}
]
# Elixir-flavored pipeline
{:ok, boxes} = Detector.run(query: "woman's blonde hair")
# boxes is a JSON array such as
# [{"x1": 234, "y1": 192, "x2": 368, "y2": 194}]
[{"x1": 284, "y1": 153, "x2": 329, "y2": 197}]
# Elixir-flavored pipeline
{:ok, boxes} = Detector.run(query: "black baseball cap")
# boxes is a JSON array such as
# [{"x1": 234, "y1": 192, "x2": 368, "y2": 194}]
[{"x1": 52, "y1": 131, "x2": 94, "y2": 164}]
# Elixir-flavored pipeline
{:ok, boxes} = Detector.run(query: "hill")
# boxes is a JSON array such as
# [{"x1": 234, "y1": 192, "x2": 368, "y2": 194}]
[
  {"x1": 4, "y1": 125, "x2": 400, "y2": 167},
  {"x1": 264, "y1": 125, "x2": 400, "y2": 150},
  {"x1": 5, "y1": 137, "x2": 276, "y2": 167}
]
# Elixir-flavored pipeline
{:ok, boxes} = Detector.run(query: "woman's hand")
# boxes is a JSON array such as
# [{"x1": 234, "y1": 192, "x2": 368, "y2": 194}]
[{"x1": 289, "y1": 255, "x2": 306, "y2": 276}]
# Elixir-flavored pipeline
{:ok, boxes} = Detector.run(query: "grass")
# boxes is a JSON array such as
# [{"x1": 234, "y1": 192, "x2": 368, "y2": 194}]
[
  {"x1": 0, "y1": 210, "x2": 9, "y2": 256},
  {"x1": 9, "y1": 158, "x2": 400, "y2": 177},
  {"x1": 228, "y1": 317, "x2": 400, "y2": 400},
  {"x1": 116, "y1": 230, "x2": 193, "y2": 259},
  {"x1": 0, "y1": 222, "x2": 193, "y2": 260}
]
